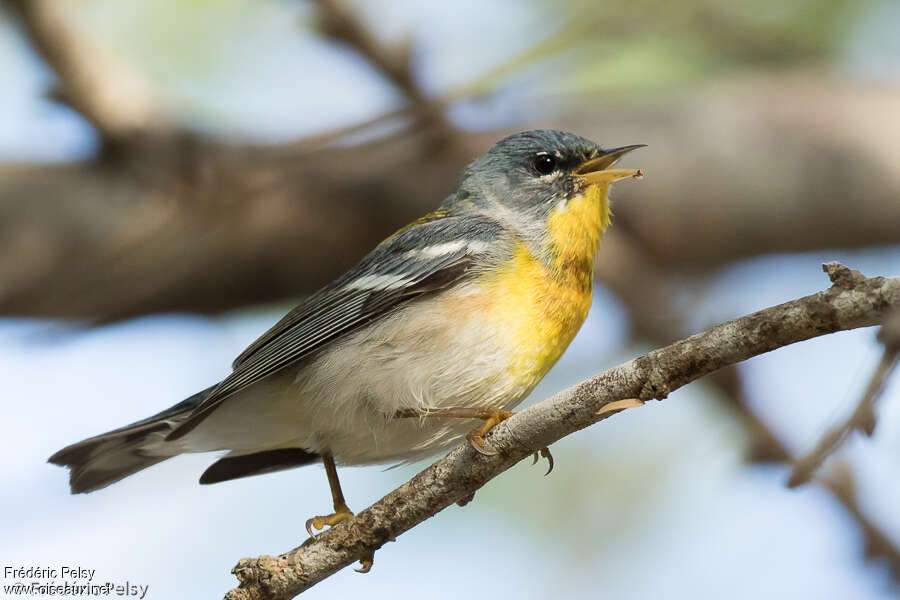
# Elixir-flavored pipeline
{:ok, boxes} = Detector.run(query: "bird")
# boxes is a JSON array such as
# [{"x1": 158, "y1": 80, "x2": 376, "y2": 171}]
[{"x1": 49, "y1": 129, "x2": 643, "y2": 571}]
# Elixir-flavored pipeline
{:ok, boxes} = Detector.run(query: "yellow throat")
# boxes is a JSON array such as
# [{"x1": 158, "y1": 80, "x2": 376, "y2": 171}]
[{"x1": 480, "y1": 182, "x2": 614, "y2": 389}]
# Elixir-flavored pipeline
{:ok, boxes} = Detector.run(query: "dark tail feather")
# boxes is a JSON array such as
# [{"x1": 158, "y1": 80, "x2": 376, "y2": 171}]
[
  {"x1": 48, "y1": 430, "x2": 171, "y2": 494},
  {"x1": 200, "y1": 448, "x2": 319, "y2": 484},
  {"x1": 48, "y1": 387, "x2": 213, "y2": 494}
]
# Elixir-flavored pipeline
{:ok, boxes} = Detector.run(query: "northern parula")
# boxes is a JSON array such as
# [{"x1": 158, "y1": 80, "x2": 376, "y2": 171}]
[{"x1": 50, "y1": 129, "x2": 643, "y2": 567}]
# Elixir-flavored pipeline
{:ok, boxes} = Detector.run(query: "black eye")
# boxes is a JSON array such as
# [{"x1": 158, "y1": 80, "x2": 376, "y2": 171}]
[{"x1": 533, "y1": 153, "x2": 557, "y2": 175}]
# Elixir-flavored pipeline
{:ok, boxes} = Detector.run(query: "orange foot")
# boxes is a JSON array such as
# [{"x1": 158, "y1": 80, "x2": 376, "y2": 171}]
[{"x1": 304, "y1": 504, "x2": 374, "y2": 573}]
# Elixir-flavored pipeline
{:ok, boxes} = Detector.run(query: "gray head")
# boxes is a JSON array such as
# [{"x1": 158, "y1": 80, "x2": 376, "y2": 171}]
[{"x1": 447, "y1": 130, "x2": 643, "y2": 238}]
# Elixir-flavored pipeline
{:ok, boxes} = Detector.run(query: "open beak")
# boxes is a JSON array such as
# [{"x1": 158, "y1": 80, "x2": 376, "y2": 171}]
[{"x1": 573, "y1": 144, "x2": 646, "y2": 186}]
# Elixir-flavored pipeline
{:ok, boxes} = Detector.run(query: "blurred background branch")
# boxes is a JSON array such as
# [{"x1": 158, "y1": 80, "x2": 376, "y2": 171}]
[
  {"x1": 5, "y1": 0, "x2": 164, "y2": 147},
  {"x1": 311, "y1": 0, "x2": 459, "y2": 149},
  {"x1": 789, "y1": 327, "x2": 899, "y2": 488},
  {"x1": 1, "y1": 1, "x2": 898, "y2": 598},
  {"x1": 2, "y1": 1, "x2": 899, "y2": 321},
  {"x1": 825, "y1": 463, "x2": 900, "y2": 578}
]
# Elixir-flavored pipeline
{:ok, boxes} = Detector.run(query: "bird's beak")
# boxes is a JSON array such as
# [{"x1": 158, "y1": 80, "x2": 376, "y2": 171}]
[{"x1": 573, "y1": 144, "x2": 646, "y2": 186}]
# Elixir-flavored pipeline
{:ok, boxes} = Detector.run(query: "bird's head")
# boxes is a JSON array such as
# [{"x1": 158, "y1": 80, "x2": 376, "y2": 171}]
[{"x1": 452, "y1": 129, "x2": 644, "y2": 244}]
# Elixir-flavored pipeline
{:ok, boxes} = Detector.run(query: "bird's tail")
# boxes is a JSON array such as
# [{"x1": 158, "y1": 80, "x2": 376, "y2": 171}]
[{"x1": 48, "y1": 387, "x2": 213, "y2": 494}]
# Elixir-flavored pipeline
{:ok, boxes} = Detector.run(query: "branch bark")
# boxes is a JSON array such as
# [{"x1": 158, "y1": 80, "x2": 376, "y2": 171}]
[{"x1": 223, "y1": 263, "x2": 900, "y2": 600}]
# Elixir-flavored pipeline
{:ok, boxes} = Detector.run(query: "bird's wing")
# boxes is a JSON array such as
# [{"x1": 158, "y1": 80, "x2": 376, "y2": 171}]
[{"x1": 166, "y1": 213, "x2": 502, "y2": 441}]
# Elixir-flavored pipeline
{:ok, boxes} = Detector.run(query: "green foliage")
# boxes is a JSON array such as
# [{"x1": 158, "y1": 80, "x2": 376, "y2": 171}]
[{"x1": 547, "y1": 0, "x2": 879, "y2": 93}]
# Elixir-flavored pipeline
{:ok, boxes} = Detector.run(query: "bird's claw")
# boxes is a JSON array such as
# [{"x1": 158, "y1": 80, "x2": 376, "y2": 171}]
[
  {"x1": 306, "y1": 509, "x2": 375, "y2": 573},
  {"x1": 355, "y1": 555, "x2": 374, "y2": 574},
  {"x1": 305, "y1": 516, "x2": 322, "y2": 538},
  {"x1": 531, "y1": 447, "x2": 554, "y2": 476},
  {"x1": 467, "y1": 432, "x2": 498, "y2": 455},
  {"x1": 305, "y1": 508, "x2": 353, "y2": 539},
  {"x1": 465, "y1": 409, "x2": 513, "y2": 456}
]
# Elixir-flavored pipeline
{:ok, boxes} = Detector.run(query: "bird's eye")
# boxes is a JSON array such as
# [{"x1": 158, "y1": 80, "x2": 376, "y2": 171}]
[{"x1": 533, "y1": 153, "x2": 557, "y2": 175}]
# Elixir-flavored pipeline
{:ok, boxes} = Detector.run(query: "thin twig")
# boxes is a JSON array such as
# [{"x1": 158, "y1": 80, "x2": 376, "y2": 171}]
[
  {"x1": 223, "y1": 263, "x2": 900, "y2": 600},
  {"x1": 294, "y1": 8, "x2": 614, "y2": 153},
  {"x1": 310, "y1": 0, "x2": 456, "y2": 147},
  {"x1": 823, "y1": 462, "x2": 900, "y2": 577},
  {"x1": 728, "y1": 362, "x2": 900, "y2": 577},
  {"x1": 312, "y1": 0, "x2": 420, "y2": 103},
  {"x1": 788, "y1": 346, "x2": 899, "y2": 487}
]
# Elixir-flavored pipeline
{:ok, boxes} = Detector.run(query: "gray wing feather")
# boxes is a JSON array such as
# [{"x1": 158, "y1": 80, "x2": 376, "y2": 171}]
[{"x1": 166, "y1": 214, "x2": 502, "y2": 441}]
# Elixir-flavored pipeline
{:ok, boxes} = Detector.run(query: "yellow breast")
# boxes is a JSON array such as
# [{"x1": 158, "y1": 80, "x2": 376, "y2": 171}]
[{"x1": 476, "y1": 184, "x2": 612, "y2": 388}]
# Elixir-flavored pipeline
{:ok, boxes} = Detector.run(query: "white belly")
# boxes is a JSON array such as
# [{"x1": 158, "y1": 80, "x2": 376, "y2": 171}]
[{"x1": 181, "y1": 283, "x2": 534, "y2": 465}]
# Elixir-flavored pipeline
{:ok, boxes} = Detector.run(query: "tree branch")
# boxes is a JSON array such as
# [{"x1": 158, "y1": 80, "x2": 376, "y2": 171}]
[
  {"x1": 824, "y1": 463, "x2": 900, "y2": 577},
  {"x1": 5, "y1": 0, "x2": 163, "y2": 146},
  {"x1": 2, "y1": 76, "x2": 900, "y2": 320},
  {"x1": 223, "y1": 263, "x2": 900, "y2": 599},
  {"x1": 312, "y1": 0, "x2": 423, "y2": 107},
  {"x1": 311, "y1": 0, "x2": 458, "y2": 149},
  {"x1": 788, "y1": 343, "x2": 899, "y2": 487},
  {"x1": 720, "y1": 349, "x2": 900, "y2": 577},
  {"x1": 595, "y1": 223, "x2": 900, "y2": 575}
]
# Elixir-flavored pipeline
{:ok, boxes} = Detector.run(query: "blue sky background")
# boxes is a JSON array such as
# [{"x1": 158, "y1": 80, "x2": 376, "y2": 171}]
[{"x1": 1, "y1": 1, "x2": 899, "y2": 598}]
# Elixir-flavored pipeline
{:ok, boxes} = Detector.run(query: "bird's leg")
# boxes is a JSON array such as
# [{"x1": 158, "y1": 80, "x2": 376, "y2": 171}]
[
  {"x1": 395, "y1": 407, "x2": 554, "y2": 471},
  {"x1": 395, "y1": 407, "x2": 512, "y2": 450},
  {"x1": 305, "y1": 453, "x2": 373, "y2": 573},
  {"x1": 305, "y1": 454, "x2": 353, "y2": 536}
]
